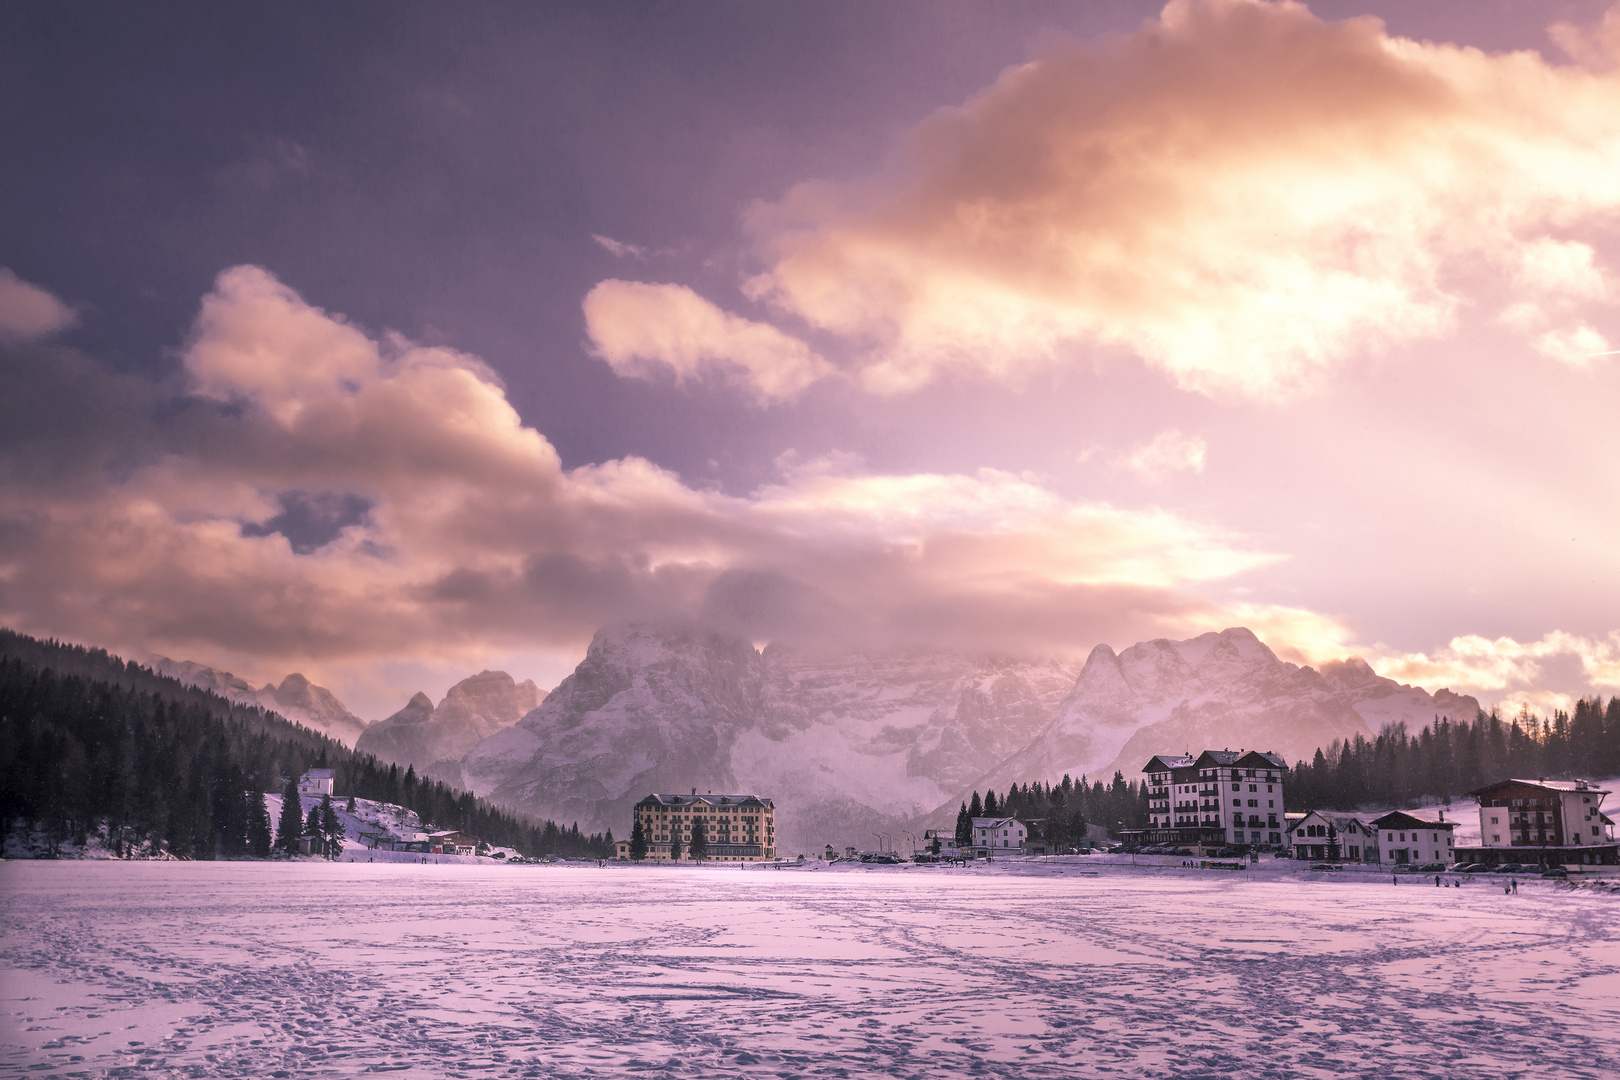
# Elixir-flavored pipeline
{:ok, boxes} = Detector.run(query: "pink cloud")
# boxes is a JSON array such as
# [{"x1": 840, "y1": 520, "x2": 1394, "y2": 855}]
[{"x1": 742, "y1": 0, "x2": 1620, "y2": 399}]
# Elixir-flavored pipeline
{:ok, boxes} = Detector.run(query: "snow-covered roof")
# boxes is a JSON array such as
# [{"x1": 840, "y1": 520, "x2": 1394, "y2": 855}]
[
  {"x1": 1468, "y1": 778, "x2": 1610, "y2": 797},
  {"x1": 972, "y1": 817, "x2": 1023, "y2": 828},
  {"x1": 636, "y1": 793, "x2": 774, "y2": 808},
  {"x1": 301, "y1": 768, "x2": 335, "y2": 779}
]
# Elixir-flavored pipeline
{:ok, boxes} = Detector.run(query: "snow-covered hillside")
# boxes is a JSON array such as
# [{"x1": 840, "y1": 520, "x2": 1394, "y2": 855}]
[
  {"x1": 150, "y1": 657, "x2": 369, "y2": 746},
  {"x1": 459, "y1": 622, "x2": 1482, "y2": 854},
  {"x1": 460, "y1": 622, "x2": 1076, "y2": 855}
]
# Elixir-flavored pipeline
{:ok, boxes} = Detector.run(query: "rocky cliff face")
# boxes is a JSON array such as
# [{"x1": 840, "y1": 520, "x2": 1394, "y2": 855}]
[
  {"x1": 973, "y1": 628, "x2": 1481, "y2": 797},
  {"x1": 459, "y1": 621, "x2": 1076, "y2": 855},
  {"x1": 357, "y1": 670, "x2": 543, "y2": 778},
  {"x1": 149, "y1": 658, "x2": 368, "y2": 746},
  {"x1": 457, "y1": 624, "x2": 1484, "y2": 854}
]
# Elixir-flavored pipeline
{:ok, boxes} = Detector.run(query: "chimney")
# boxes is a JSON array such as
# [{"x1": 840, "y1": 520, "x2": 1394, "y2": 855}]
[
  {"x1": 1438, "y1": 810, "x2": 1444, "y2": 822},
  {"x1": 692, "y1": 787, "x2": 697, "y2": 795}
]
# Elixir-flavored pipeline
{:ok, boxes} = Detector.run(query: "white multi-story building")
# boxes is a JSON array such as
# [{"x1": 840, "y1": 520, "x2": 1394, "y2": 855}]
[
  {"x1": 1369, "y1": 810, "x2": 1456, "y2": 865},
  {"x1": 1467, "y1": 778, "x2": 1617, "y2": 867},
  {"x1": 970, "y1": 816, "x2": 1026, "y2": 856},
  {"x1": 1291, "y1": 811, "x2": 1377, "y2": 862},
  {"x1": 631, "y1": 791, "x2": 775, "y2": 861},
  {"x1": 1139, "y1": 749, "x2": 1287, "y2": 850}
]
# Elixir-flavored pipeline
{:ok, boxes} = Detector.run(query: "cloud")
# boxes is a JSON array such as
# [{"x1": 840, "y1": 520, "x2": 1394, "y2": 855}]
[
  {"x1": 592, "y1": 234, "x2": 649, "y2": 260},
  {"x1": 0, "y1": 269, "x2": 76, "y2": 343},
  {"x1": 1533, "y1": 324, "x2": 1613, "y2": 369},
  {"x1": 1124, "y1": 430, "x2": 1206, "y2": 482},
  {"x1": 583, "y1": 279, "x2": 834, "y2": 401},
  {"x1": 1371, "y1": 630, "x2": 1620, "y2": 712},
  {"x1": 2, "y1": 265, "x2": 1300, "y2": 701},
  {"x1": 741, "y1": 0, "x2": 1620, "y2": 399}
]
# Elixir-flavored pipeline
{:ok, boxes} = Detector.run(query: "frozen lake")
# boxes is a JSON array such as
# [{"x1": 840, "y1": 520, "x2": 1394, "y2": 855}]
[{"x1": 3, "y1": 860, "x2": 1618, "y2": 1079}]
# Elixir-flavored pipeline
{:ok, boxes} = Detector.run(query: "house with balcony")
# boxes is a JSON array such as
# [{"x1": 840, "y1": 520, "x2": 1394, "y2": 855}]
[
  {"x1": 1291, "y1": 811, "x2": 1378, "y2": 862},
  {"x1": 1125, "y1": 749, "x2": 1288, "y2": 852},
  {"x1": 1460, "y1": 778, "x2": 1617, "y2": 867}
]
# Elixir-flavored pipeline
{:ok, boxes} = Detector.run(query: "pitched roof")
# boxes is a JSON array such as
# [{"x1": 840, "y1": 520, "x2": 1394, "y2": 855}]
[
  {"x1": 1369, "y1": 810, "x2": 1457, "y2": 831},
  {"x1": 971, "y1": 817, "x2": 1023, "y2": 828},
  {"x1": 1467, "y1": 778, "x2": 1610, "y2": 798},
  {"x1": 635, "y1": 793, "x2": 774, "y2": 808}
]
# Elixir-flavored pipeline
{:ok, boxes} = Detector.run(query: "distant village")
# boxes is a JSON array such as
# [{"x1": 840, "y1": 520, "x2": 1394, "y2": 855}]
[{"x1": 288, "y1": 745, "x2": 1616, "y2": 875}]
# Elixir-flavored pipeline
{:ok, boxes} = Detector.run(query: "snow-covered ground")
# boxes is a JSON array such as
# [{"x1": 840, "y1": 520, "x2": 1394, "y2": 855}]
[{"x1": 3, "y1": 860, "x2": 1618, "y2": 1079}]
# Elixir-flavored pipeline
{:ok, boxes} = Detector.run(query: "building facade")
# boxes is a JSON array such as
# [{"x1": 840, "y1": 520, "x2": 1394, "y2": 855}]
[
  {"x1": 632, "y1": 792, "x2": 776, "y2": 861},
  {"x1": 1465, "y1": 778, "x2": 1617, "y2": 866},
  {"x1": 970, "y1": 816, "x2": 1027, "y2": 856},
  {"x1": 1291, "y1": 811, "x2": 1377, "y2": 862},
  {"x1": 1135, "y1": 749, "x2": 1288, "y2": 850},
  {"x1": 1368, "y1": 811, "x2": 1455, "y2": 865},
  {"x1": 297, "y1": 768, "x2": 335, "y2": 797}
]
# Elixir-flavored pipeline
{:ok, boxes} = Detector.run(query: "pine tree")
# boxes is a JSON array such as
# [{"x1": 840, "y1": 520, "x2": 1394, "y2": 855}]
[
  {"x1": 968, "y1": 791, "x2": 983, "y2": 819},
  {"x1": 247, "y1": 790, "x2": 273, "y2": 857},
  {"x1": 320, "y1": 793, "x2": 342, "y2": 858},
  {"x1": 305, "y1": 805, "x2": 320, "y2": 838},
  {"x1": 277, "y1": 778, "x2": 304, "y2": 854},
  {"x1": 690, "y1": 819, "x2": 708, "y2": 861},
  {"x1": 984, "y1": 790, "x2": 999, "y2": 816},
  {"x1": 1326, "y1": 825, "x2": 1341, "y2": 862},
  {"x1": 954, "y1": 802, "x2": 971, "y2": 846},
  {"x1": 669, "y1": 833, "x2": 683, "y2": 861},
  {"x1": 346, "y1": 794, "x2": 356, "y2": 813},
  {"x1": 629, "y1": 819, "x2": 647, "y2": 860}
]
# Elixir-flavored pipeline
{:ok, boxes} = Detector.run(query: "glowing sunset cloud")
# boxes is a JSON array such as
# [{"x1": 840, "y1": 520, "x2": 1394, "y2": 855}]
[{"x1": 2, "y1": 0, "x2": 1616, "y2": 715}]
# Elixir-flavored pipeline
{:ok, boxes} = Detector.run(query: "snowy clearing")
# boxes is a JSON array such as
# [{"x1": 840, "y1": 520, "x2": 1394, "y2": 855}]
[{"x1": 2, "y1": 860, "x2": 1618, "y2": 1079}]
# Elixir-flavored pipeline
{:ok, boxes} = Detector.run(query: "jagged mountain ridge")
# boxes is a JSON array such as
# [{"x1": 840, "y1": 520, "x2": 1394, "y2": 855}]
[
  {"x1": 970, "y1": 628, "x2": 1481, "y2": 800},
  {"x1": 459, "y1": 622, "x2": 1077, "y2": 855},
  {"x1": 357, "y1": 670, "x2": 544, "y2": 780},
  {"x1": 149, "y1": 657, "x2": 368, "y2": 746},
  {"x1": 458, "y1": 623, "x2": 1483, "y2": 854}
]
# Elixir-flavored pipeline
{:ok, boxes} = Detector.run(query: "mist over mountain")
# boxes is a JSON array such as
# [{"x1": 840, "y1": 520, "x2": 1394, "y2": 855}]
[
  {"x1": 973, "y1": 628, "x2": 1481, "y2": 797},
  {"x1": 149, "y1": 658, "x2": 369, "y2": 746},
  {"x1": 457, "y1": 622, "x2": 1481, "y2": 854},
  {"x1": 357, "y1": 670, "x2": 545, "y2": 781}
]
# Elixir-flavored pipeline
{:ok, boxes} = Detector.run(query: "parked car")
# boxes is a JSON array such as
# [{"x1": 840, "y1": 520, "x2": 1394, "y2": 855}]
[
  {"x1": 1308, "y1": 863, "x2": 1341, "y2": 872},
  {"x1": 1493, "y1": 863, "x2": 1526, "y2": 874},
  {"x1": 1417, "y1": 862, "x2": 1448, "y2": 872},
  {"x1": 1393, "y1": 864, "x2": 1422, "y2": 874},
  {"x1": 1541, "y1": 867, "x2": 1569, "y2": 878},
  {"x1": 1458, "y1": 863, "x2": 1492, "y2": 873}
]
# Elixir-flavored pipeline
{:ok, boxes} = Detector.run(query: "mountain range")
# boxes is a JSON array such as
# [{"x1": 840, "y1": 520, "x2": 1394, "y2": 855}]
[
  {"x1": 357, "y1": 670, "x2": 544, "y2": 781},
  {"x1": 157, "y1": 623, "x2": 1480, "y2": 855},
  {"x1": 149, "y1": 657, "x2": 369, "y2": 746}
]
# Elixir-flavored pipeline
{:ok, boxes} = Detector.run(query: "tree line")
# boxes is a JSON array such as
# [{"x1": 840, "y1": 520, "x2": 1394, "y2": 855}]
[
  {"x1": 951, "y1": 771, "x2": 1149, "y2": 849},
  {"x1": 1284, "y1": 697, "x2": 1620, "y2": 812},
  {"x1": 0, "y1": 629, "x2": 612, "y2": 859}
]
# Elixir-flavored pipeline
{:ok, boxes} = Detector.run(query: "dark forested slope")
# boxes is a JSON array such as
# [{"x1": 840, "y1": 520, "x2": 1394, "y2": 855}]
[{"x1": 0, "y1": 629, "x2": 610, "y2": 858}]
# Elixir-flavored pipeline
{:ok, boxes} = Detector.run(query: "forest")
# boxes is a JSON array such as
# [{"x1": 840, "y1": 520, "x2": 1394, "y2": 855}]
[
  {"x1": 0, "y1": 629, "x2": 613, "y2": 859},
  {"x1": 952, "y1": 771, "x2": 1150, "y2": 849},
  {"x1": 1283, "y1": 698, "x2": 1620, "y2": 812}
]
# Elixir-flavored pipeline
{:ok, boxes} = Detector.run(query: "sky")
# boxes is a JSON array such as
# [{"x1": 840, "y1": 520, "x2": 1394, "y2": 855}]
[{"x1": 2, "y1": 0, "x2": 1618, "y2": 720}]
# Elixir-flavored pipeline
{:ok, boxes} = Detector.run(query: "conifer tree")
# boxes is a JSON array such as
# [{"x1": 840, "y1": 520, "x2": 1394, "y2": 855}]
[
  {"x1": 954, "y1": 802, "x2": 971, "y2": 846},
  {"x1": 247, "y1": 790, "x2": 273, "y2": 857},
  {"x1": 346, "y1": 794, "x2": 356, "y2": 813},
  {"x1": 690, "y1": 819, "x2": 708, "y2": 861},
  {"x1": 305, "y1": 805, "x2": 320, "y2": 841},
  {"x1": 968, "y1": 791, "x2": 983, "y2": 819},
  {"x1": 984, "y1": 790, "x2": 999, "y2": 816},
  {"x1": 629, "y1": 819, "x2": 647, "y2": 860},
  {"x1": 277, "y1": 778, "x2": 304, "y2": 854},
  {"x1": 668, "y1": 833, "x2": 683, "y2": 861},
  {"x1": 320, "y1": 793, "x2": 342, "y2": 857},
  {"x1": 1326, "y1": 824, "x2": 1341, "y2": 862}
]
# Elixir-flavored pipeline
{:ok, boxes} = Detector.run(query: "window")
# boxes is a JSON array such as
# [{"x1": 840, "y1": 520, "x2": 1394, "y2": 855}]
[
  {"x1": 1249, "y1": 784, "x2": 1258, "y2": 792},
  {"x1": 1233, "y1": 799, "x2": 1241, "y2": 807}
]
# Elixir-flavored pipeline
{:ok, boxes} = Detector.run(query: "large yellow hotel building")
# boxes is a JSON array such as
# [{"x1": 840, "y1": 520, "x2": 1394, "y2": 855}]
[{"x1": 633, "y1": 791, "x2": 776, "y2": 861}]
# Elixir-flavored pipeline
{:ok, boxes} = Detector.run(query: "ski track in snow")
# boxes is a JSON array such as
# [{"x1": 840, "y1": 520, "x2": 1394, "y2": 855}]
[{"x1": 2, "y1": 862, "x2": 1618, "y2": 1079}]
